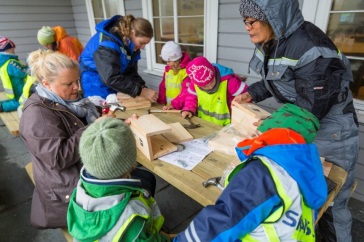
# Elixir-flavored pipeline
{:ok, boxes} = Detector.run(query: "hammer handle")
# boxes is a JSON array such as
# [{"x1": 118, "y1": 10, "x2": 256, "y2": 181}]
[{"x1": 149, "y1": 109, "x2": 181, "y2": 113}]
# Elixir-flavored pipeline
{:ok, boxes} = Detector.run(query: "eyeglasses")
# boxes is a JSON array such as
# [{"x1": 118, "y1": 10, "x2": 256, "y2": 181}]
[{"x1": 243, "y1": 19, "x2": 258, "y2": 28}]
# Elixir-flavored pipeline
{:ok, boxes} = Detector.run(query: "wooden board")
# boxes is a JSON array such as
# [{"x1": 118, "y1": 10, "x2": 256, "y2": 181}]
[
  {"x1": 131, "y1": 114, "x2": 171, "y2": 137},
  {"x1": 163, "y1": 122, "x2": 194, "y2": 143},
  {"x1": 0, "y1": 92, "x2": 20, "y2": 136},
  {"x1": 117, "y1": 92, "x2": 151, "y2": 110},
  {"x1": 150, "y1": 134, "x2": 178, "y2": 159},
  {"x1": 130, "y1": 114, "x2": 176, "y2": 160},
  {"x1": 231, "y1": 101, "x2": 270, "y2": 131},
  {"x1": 316, "y1": 164, "x2": 348, "y2": 224}
]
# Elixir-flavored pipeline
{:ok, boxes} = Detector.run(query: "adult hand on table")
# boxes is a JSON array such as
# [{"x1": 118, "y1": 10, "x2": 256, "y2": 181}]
[
  {"x1": 233, "y1": 92, "x2": 253, "y2": 103},
  {"x1": 140, "y1": 87, "x2": 158, "y2": 103}
]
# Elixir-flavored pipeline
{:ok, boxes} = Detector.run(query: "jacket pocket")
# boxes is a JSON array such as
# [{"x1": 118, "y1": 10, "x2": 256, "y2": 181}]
[{"x1": 49, "y1": 186, "x2": 73, "y2": 204}]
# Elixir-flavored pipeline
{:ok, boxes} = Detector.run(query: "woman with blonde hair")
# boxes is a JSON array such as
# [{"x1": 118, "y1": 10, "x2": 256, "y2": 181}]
[
  {"x1": 80, "y1": 15, "x2": 158, "y2": 102},
  {"x1": 19, "y1": 49, "x2": 103, "y2": 229}
]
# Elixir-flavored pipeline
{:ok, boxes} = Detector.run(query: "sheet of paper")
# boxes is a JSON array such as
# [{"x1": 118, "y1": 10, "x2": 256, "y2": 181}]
[{"x1": 159, "y1": 138, "x2": 213, "y2": 170}]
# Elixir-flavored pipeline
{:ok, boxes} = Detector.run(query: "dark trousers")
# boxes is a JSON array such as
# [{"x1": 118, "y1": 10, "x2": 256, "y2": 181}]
[{"x1": 131, "y1": 166, "x2": 156, "y2": 197}]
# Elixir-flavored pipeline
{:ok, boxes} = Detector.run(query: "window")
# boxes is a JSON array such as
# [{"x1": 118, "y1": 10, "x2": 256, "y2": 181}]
[
  {"x1": 86, "y1": 0, "x2": 125, "y2": 35},
  {"x1": 142, "y1": 0, "x2": 218, "y2": 75},
  {"x1": 325, "y1": 0, "x2": 364, "y2": 101}
]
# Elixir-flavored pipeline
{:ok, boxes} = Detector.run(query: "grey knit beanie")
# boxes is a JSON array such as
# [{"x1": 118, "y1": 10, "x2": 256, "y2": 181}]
[
  {"x1": 79, "y1": 117, "x2": 136, "y2": 179},
  {"x1": 240, "y1": 0, "x2": 268, "y2": 22}
]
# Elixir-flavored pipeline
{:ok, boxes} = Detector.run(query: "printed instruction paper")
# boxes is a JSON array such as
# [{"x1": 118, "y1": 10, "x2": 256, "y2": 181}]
[{"x1": 159, "y1": 138, "x2": 213, "y2": 170}]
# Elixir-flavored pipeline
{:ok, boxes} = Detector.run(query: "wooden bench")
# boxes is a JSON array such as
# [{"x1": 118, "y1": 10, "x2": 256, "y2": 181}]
[
  {"x1": 25, "y1": 162, "x2": 73, "y2": 242},
  {"x1": 0, "y1": 92, "x2": 20, "y2": 136}
]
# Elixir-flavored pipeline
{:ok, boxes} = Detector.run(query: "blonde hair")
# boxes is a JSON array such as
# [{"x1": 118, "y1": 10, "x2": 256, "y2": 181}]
[
  {"x1": 27, "y1": 49, "x2": 79, "y2": 83},
  {"x1": 112, "y1": 15, "x2": 154, "y2": 39}
]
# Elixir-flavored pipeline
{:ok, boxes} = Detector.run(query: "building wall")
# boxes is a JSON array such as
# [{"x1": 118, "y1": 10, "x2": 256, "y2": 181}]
[
  {"x1": 0, "y1": 0, "x2": 79, "y2": 62},
  {"x1": 71, "y1": 0, "x2": 91, "y2": 46}
]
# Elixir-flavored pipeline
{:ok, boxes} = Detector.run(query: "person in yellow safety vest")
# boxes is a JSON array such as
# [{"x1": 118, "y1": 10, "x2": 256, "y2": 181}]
[
  {"x1": 0, "y1": 36, "x2": 33, "y2": 113},
  {"x1": 67, "y1": 118, "x2": 171, "y2": 242},
  {"x1": 181, "y1": 56, "x2": 248, "y2": 126},
  {"x1": 174, "y1": 104, "x2": 328, "y2": 242},
  {"x1": 157, "y1": 41, "x2": 191, "y2": 110}
]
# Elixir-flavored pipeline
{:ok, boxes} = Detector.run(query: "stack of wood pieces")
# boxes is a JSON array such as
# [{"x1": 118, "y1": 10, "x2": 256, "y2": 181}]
[
  {"x1": 231, "y1": 101, "x2": 271, "y2": 131},
  {"x1": 116, "y1": 92, "x2": 151, "y2": 110}
]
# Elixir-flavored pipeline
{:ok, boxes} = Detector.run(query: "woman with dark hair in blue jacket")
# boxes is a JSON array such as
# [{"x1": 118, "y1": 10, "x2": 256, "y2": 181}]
[{"x1": 80, "y1": 15, "x2": 158, "y2": 103}]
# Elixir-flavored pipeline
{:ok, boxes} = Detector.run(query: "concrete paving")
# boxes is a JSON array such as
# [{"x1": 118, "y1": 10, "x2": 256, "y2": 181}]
[{"x1": 0, "y1": 118, "x2": 364, "y2": 241}]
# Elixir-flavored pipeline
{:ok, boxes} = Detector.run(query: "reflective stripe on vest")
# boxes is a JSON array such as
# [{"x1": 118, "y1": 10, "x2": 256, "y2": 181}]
[
  {"x1": 99, "y1": 193, "x2": 164, "y2": 241},
  {"x1": 227, "y1": 156, "x2": 315, "y2": 242},
  {"x1": 0, "y1": 60, "x2": 15, "y2": 98},
  {"x1": 165, "y1": 68, "x2": 187, "y2": 105},
  {"x1": 19, "y1": 75, "x2": 35, "y2": 108},
  {"x1": 195, "y1": 80, "x2": 230, "y2": 126}
]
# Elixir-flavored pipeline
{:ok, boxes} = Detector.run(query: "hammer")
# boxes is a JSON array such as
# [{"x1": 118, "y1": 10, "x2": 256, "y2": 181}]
[
  {"x1": 183, "y1": 116, "x2": 201, "y2": 129},
  {"x1": 147, "y1": 109, "x2": 181, "y2": 114},
  {"x1": 202, "y1": 177, "x2": 224, "y2": 190}
]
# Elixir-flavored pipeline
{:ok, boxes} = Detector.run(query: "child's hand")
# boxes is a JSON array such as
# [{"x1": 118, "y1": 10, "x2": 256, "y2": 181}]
[
  {"x1": 162, "y1": 105, "x2": 171, "y2": 110},
  {"x1": 181, "y1": 111, "x2": 193, "y2": 119},
  {"x1": 124, "y1": 113, "x2": 138, "y2": 124}
]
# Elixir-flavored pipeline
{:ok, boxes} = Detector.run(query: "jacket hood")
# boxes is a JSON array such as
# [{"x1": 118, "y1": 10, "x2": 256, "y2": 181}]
[
  {"x1": 67, "y1": 167, "x2": 143, "y2": 241},
  {"x1": 95, "y1": 15, "x2": 127, "y2": 48},
  {"x1": 0, "y1": 53, "x2": 19, "y2": 66},
  {"x1": 237, "y1": 144, "x2": 327, "y2": 209},
  {"x1": 213, "y1": 63, "x2": 235, "y2": 79},
  {"x1": 251, "y1": 0, "x2": 304, "y2": 40},
  {"x1": 52, "y1": 26, "x2": 67, "y2": 42},
  {"x1": 165, "y1": 52, "x2": 191, "y2": 72}
]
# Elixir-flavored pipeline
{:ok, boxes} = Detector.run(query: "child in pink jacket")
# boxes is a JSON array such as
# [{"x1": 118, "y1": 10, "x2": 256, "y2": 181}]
[
  {"x1": 182, "y1": 57, "x2": 248, "y2": 126},
  {"x1": 157, "y1": 41, "x2": 191, "y2": 110}
]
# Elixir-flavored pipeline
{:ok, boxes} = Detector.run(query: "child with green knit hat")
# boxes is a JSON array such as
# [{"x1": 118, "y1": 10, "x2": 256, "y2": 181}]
[{"x1": 67, "y1": 118, "x2": 170, "y2": 242}]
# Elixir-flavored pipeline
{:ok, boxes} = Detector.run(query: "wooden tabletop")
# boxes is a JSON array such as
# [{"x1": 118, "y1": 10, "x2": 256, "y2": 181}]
[{"x1": 116, "y1": 105, "x2": 233, "y2": 206}]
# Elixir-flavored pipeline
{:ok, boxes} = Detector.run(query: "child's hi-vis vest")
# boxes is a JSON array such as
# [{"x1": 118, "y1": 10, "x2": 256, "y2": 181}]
[
  {"x1": 195, "y1": 80, "x2": 230, "y2": 126},
  {"x1": 226, "y1": 155, "x2": 316, "y2": 242},
  {"x1": 0, "y1": 59, "x2": 34, "y2": 108},
  {"x1": 165, "y1": 68, "x2": 187, "y2": 105}
]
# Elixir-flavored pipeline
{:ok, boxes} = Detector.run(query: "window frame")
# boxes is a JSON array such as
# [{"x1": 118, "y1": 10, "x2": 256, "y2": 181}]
[
  {"x1": 313, "y1": 0, "x2": 364, "y2": 123},
  {"x1": 142, "y1": 0, "x2": 218, "y2": 76},
  {"x1": 85, "y1": 0, "x2": 126, "y2": 36}
]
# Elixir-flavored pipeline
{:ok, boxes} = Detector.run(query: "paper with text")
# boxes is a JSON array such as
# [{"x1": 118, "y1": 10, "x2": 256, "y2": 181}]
[{"x1": 159, "y1": 138, "x2": 213, "y2": 170}]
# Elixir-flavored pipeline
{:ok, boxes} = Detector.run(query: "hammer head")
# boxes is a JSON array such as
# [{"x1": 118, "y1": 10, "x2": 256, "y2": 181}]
[
  {"x1": 183, "y1": 117, "x2": 201, "y2": 129},
  {"x1": 110, "y1": 105, "x2": 126, "y2": 112},
  {"x1": 202, "y1": 177, "x2": 223, "y2": 190}
]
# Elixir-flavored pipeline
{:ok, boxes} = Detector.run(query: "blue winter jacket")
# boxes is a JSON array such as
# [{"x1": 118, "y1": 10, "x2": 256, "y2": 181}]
[
  {"x1": 79, "y1": 15, "x2": 145, "y2": 99},
  {"x1": 174, "y1": 143, "x2": 327, "y2": 241}
]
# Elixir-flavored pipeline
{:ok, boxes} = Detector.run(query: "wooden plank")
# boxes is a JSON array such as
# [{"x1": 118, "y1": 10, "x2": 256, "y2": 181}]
[
  {"x1": 0, "y1": 92, "x2": 20, "y2": 136},
  {"x1": 0, "y1": 111, "x2": 20, "y2": 136},
  {"x1": 131, "y1": 114, "x2": 171, "y2": 137},
  {"x1": 163, "y1": 122, "x2": 194, "y2": 143},
  {"x1": 25, "y1": 162, "x2": 35, "y2": 185},
  {"x1": 316, "y1": 164, "x2": 348, "y2": 224},
  {"x1": 231, "y1": 101, "x2": 270, "y2": 130},
  {"x1": 116, "y1": 92, "x2": 151, "y2": 110}
]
